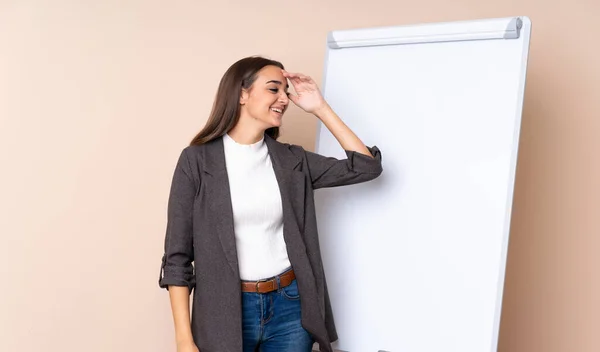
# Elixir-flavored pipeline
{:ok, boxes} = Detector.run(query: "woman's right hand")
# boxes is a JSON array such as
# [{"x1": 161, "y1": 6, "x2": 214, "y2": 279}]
[{"x1": 177, "y1": 341, "x2": 200, "y2": 352}]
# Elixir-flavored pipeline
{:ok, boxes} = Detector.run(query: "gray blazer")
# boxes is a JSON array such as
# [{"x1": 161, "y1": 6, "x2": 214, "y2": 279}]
[{"x1": 159, "y1": 133, "x2": 383, "y2": 352}]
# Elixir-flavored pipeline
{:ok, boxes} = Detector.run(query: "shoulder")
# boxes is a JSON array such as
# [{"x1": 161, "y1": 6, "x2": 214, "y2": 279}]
[
  {"x1": 175, "y1": 144, "x2": 204, "y2": 166},
  {"x1": 264, "y1": 134, "x2": 308, "y2": 159},
  {"x1": 180, "y1": 143, "x2": 208, "y2": 156},
  {"x1": 278, "y1": 141, "x2": 306, "y2": 155},
  {"x1": 179, "y1": 138, "x2": 221, "y2": 158},
  {"x1": 173, "y1": 138, "x2": 223, "y2": 176}
]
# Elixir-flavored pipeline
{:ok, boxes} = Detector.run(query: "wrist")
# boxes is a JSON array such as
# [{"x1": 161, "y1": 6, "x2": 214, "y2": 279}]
[
  {"x1": 313, "y1": 102, "x2": 333, "y2": 120},
  {"x1": 176, "y1": 333, "x2": 194, "y2": 345}
]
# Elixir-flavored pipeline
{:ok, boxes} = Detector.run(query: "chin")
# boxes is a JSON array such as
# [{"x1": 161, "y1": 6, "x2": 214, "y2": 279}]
[
  {"x1": 268, "y1": 118, "x2": 283, "y2": 128},
  {"x1": 256, "y1": 114, "x2": 283, "y2": 129}
]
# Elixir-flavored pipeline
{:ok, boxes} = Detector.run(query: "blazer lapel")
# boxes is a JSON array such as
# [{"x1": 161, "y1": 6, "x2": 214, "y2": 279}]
[
  {"x1": 264, "y1": 134, "x2": 306, "y2": 238},
  {"x1": 264, "y1": 134, "x2": 302, "y2": 171},
  {"x1": 202, "y1": 137, "x2": 239, "y2": 276}
]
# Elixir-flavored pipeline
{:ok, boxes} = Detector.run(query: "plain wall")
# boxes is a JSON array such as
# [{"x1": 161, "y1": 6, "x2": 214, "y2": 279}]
[{"x1": 1, "y1": 1, "x2": 598, "y2": 351}]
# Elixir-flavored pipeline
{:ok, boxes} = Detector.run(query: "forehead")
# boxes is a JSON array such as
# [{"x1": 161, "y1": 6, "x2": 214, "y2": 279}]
[{"x1": 257, "y1": 65, "x2": 286, "y2": 82}]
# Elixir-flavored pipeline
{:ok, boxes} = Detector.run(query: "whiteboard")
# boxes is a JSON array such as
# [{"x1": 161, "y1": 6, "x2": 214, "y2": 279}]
[{"x1": 314, "y1": 16, "x2": 531, "y2": 352}]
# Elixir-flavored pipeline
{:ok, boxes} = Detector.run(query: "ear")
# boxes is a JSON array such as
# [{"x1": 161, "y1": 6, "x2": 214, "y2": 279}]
[{"x1": 240, "y1": 88, "x2": 249, "y2": 105}]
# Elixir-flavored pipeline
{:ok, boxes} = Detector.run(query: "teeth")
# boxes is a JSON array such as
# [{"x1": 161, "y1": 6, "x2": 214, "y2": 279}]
[{"x1": 271, "y1": 108, "x2": 282, "y2": 113}]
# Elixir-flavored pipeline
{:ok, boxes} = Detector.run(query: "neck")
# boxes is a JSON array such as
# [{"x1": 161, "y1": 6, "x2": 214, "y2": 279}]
[{"x1": 228, "y1": 116, "x2": 267, "y2": 145}]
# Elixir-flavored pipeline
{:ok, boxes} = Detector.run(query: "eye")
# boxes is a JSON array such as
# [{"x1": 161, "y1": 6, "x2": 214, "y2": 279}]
[{"x1": 268, "y1": 87, "x2": 290, "y2": 96}]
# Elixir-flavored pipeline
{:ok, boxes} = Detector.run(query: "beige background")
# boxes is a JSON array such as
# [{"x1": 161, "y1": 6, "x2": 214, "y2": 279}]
[{"x1": 1, "y1": 0, "x2": 598, "y2": 351}]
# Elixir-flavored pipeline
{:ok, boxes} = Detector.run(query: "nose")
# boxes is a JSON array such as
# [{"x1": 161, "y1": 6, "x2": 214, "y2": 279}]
[{"x1": 279, "y1": 92, "x2": 289, "y2": 105}]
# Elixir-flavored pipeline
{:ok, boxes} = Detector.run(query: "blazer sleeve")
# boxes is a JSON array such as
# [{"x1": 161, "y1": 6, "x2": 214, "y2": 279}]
[
  {"x1": 303, "y1": 145, "x2": 383, "y2": 189},
  {"x1": 158, "y1": 148, "x2": 196, "y2": 293}
]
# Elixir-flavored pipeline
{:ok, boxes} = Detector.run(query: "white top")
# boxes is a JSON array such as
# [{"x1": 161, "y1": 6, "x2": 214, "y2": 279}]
[{"x1": 222, "y1": 133, "x2": 291, "y2": 280}]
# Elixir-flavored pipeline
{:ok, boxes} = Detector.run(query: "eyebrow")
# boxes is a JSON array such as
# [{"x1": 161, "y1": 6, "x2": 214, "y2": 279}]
[{"x1": 266, "y1": 80, "x2": 289, "y2": 89}]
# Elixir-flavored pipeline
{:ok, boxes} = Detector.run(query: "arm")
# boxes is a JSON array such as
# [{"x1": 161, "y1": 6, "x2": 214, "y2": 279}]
[
  {"x1": 283, "y1": 69, "x2": 374, "y2": 158},
  {"x1": 159, "y1": 148, "x2": 196, "y2": 291},
  {"x1": 169, "y1": 286, "x2": 198, "y2": 351},
  {"x1": 314, "y1": 103, "x2": 374, "y2": 158},
  {"x1": 158, "y1": 148, "x2": 199, "y2": 351},
  {"x1": 283, "y1": 70, "x2": 382, "y2": 189}
]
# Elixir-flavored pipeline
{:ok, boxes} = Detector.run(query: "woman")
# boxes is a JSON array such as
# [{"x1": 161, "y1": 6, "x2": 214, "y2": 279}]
[{"x1": 159, "y1": 56, "x2": 382, "y2": 352}]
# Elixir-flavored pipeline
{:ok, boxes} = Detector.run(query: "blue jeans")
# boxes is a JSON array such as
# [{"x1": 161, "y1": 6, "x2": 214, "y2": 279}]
[{"x1": 242, "y1": 278, "x2": 314, "y2": 352}]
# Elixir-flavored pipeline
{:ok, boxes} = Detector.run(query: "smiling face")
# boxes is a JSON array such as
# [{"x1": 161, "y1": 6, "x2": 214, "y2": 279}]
[{"x1": 239, "y1": 65, "x2": 290, "y2": 129}]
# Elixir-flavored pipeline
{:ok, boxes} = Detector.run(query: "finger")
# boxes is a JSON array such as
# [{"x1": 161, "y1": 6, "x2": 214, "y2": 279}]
[
  {"x1": 296, "y1": 73, "x2": 311, "y2": 81},
  {"x1": 293, "y1": 73, "x2": 306, "y2": 81},
  {"x1": 291, "y1": 78, "x2": 314, "y2": 91},
  {"x1": 290, "y1": 75, "x2": 305, "y2": 85},
  {"x1": 293, "y1": 78, "x2": 307, "y2": 87},
  {"x1": 282, "y1": 69, "x2": 300, "y2": 78},
  {"x1": 284, "y1": 70, "x2": 312, "y2": 83},
  {"x1": 288, "y1": 77, "x2": 304, "y2": 88}
]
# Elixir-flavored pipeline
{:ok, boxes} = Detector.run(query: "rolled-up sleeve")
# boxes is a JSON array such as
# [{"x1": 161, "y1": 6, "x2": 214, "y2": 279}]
[
  {"x1": 158, "y1": 148, "x2": 196, "y2": 293},
  {"x1": 304, "y1": 145, "x2": 383, "y2": 189}
]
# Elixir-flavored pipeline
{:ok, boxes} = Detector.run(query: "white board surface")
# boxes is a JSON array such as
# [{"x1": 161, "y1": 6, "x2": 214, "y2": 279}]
[{"x1": 314, "y1": 16, "x2": 531, "y2": 352}]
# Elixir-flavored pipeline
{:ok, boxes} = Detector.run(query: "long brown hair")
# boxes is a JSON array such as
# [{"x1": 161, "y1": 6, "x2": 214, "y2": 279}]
[{"x1": 190, "y1": 56, "x2": 285, "y2": 145}]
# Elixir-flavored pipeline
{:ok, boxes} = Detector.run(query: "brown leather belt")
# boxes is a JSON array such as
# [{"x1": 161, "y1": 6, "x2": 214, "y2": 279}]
[{"x1": 241, "y1": 268, "x2": 296, "y2": 294}]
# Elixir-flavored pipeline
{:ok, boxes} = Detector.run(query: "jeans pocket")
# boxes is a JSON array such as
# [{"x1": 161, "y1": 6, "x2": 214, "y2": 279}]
[{"x1": 280, "y1": 279, "x2": 300, "y2": 300}]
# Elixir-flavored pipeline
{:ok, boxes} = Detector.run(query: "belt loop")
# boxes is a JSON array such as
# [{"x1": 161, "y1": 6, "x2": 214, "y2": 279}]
[{"x1": 276, "y1": 275, "x2": 281, "y2": 291}]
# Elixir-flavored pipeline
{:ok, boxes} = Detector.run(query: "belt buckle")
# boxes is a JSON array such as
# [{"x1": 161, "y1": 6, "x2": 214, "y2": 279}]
[{"x1": 255, "y1": 278, "x2": 269, "y2": 293}]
